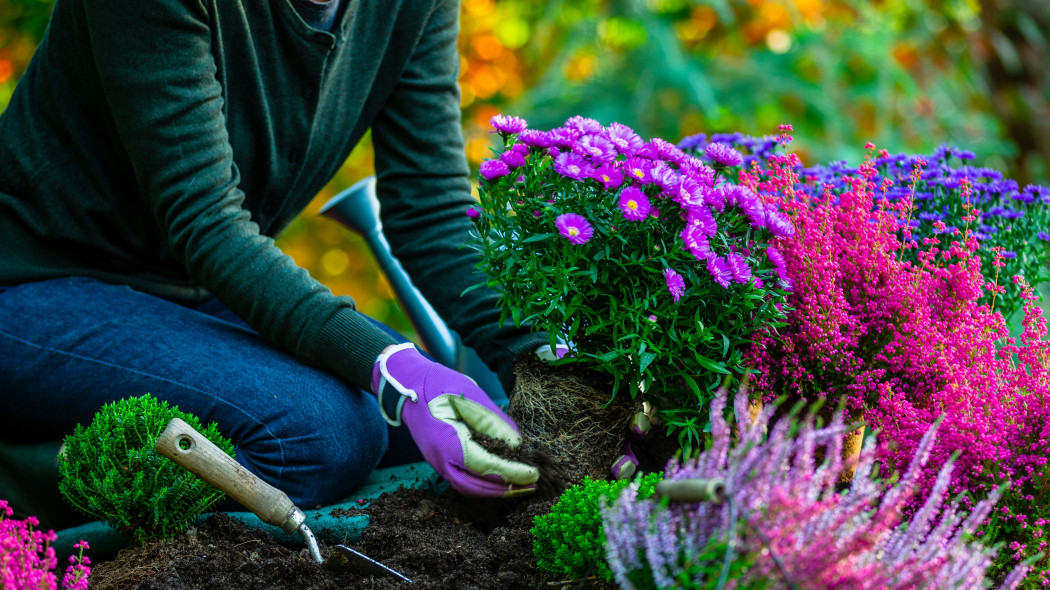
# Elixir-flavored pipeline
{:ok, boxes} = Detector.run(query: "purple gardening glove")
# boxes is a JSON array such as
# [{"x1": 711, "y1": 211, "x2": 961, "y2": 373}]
[
  {"x1": 372, "y1": 343, "x2": 539, "y2": 498},
  {"x1": 534, "y1": 344, "x2": 651, "y2": 480}
]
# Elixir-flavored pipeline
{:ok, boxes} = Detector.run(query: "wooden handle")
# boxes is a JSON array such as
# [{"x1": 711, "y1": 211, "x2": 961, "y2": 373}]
[
  {"x1": 155, "y1": 417, "x2": 304, "y2": 534},
  {"x1": 655, "y1": 478, "x2": 727, "y2": 504}
]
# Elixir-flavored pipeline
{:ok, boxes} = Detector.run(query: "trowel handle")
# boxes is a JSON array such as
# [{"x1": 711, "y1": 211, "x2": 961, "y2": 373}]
[{"x1": 155, "y1": 417, "x2": 306, "y2": 535}]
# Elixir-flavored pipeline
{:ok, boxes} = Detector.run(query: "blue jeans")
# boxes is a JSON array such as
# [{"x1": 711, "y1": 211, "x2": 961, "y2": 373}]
[{"x1": 0, "y1": 277, "x2": 423, "y2": 510}]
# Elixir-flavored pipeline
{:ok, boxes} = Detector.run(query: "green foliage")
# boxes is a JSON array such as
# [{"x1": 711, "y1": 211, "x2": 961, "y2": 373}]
[
  {"x1": 623, "y1": 536, "x2": 764, "y2": 590},
  {"x1": 57, "y1": 394, "x2": 233, "y2": 543},
  {"x1": 531, "y1": 473, "x2": 663, "y2": 582}
]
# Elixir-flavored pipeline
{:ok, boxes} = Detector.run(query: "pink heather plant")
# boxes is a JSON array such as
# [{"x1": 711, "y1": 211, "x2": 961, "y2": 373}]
[
  {"x1": 0, "y1": 500, "x2": 91, "y2": 590},
  {"x1": 469, "y1": 115, "x2": 791, "y2": 447},
  {"x1": 600, "y1": 387, "x2": 1030, "y2": 589},
  {"x1": 709, "y1": 132, "x2": 1050, "y2": 586}
]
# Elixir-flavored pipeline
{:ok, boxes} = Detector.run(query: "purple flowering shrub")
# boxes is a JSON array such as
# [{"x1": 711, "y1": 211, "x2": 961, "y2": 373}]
[
  {"x1": 469, "y1": 114, "x2": 791, "y2": 446},
  {"x1": 690, "y1": 132, "x2": 1049, "y2": 586},
  {"x1": 600, "y1": 387, "x2": 1030, "y2": 589},
  {"x1": 0, "y1": 500, "x2": 91, "y2": 590},
  {"x1": 682, "y1": 132, "x2": 1050, "y2": 325}
]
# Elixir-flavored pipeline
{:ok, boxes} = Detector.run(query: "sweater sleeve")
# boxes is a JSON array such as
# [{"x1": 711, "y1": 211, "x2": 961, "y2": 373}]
[
  {"x1": 370, "y1": 0, "x2": 547, "y2": 382},
  {"x1": 80, "y1": 0, "x2": 396, "y2": 390}
]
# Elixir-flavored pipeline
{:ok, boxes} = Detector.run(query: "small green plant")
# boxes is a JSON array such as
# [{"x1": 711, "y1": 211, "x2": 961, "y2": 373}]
[
  {"x1": 57, "y1": 394, "x2": 233, "y2": 542},
  {"x1": 531, "y1": 472, "x2": 662, "y2": 583}
]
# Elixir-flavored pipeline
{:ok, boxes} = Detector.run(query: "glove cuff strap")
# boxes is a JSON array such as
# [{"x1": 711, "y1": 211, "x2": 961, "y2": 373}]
[{"x1": 376, "y1": 342, "x2": 420, "y2": 427}]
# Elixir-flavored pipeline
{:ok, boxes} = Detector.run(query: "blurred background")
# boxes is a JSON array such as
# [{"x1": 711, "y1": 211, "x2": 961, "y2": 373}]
[{"x1": 2, "y1": 0, "x2": 1047, "y2": 342}]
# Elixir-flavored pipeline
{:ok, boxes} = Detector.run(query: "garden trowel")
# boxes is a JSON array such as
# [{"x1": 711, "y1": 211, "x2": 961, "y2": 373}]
[{"x1": 155, "y1": 417, "x2": 413, "y2": 584}]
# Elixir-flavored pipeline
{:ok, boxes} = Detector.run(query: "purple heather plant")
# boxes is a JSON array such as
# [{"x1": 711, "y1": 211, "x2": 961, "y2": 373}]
[
  {"x1": 600, "y1": 387, "x2": 1030, "y2": 590},
  {"x1": 468, "y1": 115, "x2": 791, "y2": 448},
  {"x1": 0, "y1": 500, "x2": 91, "y2": 590}
]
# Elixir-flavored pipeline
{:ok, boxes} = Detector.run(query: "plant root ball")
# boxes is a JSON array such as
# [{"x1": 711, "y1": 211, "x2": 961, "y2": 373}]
[{"x1": 507, "y1": 354, "x2": 640, "y2": 485}]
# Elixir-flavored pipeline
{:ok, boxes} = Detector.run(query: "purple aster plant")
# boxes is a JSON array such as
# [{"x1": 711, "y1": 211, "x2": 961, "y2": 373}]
[
  {"x1": 471, "y1": 115, "x2": 790, "y2": 447},
  {"x1": 555, "y1": 212, "x2": 594, "y2": 245}
]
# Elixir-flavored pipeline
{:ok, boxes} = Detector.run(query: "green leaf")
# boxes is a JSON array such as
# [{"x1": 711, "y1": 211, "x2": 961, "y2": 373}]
[
  {"x1": 638, "y1": 351, "x2": 657, "y2": 373},
  {"x1": 695, "y1": 355, "x2": 730, "y2": 374}
]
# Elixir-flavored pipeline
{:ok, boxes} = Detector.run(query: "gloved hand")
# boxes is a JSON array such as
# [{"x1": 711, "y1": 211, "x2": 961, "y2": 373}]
[
  {"x1": 534, "y1": 343, "x2": 651, "y2": 480},
  {"x1": 372, "y1": 343, "x2": 539, "y2": 498}
]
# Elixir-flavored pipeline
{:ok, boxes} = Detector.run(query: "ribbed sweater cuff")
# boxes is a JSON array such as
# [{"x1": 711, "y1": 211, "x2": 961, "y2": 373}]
[{"x1": 313, "y1": 307, "x2": 399, "y2": 392}]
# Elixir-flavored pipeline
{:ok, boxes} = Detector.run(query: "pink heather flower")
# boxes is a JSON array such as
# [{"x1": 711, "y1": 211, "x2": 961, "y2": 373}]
[
  {"x1": 705, "y1": 142, "x2": 744, "y2": 167},
  {"x1": 517, "y1": 129, "x2": 551, "y2": 148},
  {"x1": 618, "y1": 186, "x2": 651, "y2": 221},
  {"x1": 663, "y1": 268, "x2": 686, "y2": 302},
  {"x1": 726, "y1": 252, "x2": 752, "y2": 284},
  {"x1": 591, "y1": 165, "x2": 624, "y2": 189},
  {"x1": 623, "y1": 157, "x2": 652, "y2": 184},
  {"x1": 565, "y1": 115, "x2": 604, "y2": 135},
  {"x1": 555, "y1": 213, "x2": 594, "y2": 245},
  {"x1": 707, "y1": 255, "x2": 733, "y2": 288},
  {"x1": 490, "y1": 114, "x2": 527, "y2": 134},
  {"x1": 681, "y1": 224, "x2": 711, "y2": 261},
  {"x1": 465, "y1": 206, "x2": 481, "y2": 220},
  {"x1": 574, "y1": 133, "x2": 617, "y2": 165},
  {"x1": 553, "y1": 151, "x2": 592, "y2": 181},
  {"x1": 606, "y1": 122, "x2": 645, "y2": 155},
  {"x1": 479, "y1": 159, "x2": 510, "y2": 181}
]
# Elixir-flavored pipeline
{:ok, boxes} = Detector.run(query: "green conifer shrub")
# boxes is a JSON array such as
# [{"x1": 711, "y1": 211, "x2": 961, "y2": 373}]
[
  {"x1": 531, "y1": 472, "x2": 662, "y2": 582},
  {"x1": 57, "y1": 394, "x2": 234, "y2": 542}
]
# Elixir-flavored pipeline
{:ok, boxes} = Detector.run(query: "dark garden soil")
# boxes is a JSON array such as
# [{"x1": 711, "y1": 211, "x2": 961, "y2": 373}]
[{"x1": 88, "y1": 427, "x2": 680, "y2": 590}]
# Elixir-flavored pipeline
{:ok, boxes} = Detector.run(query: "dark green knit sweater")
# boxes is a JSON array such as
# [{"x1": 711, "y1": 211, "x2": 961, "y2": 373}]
[{"x1": 0, "y1": 0, "x2": 544, "y2": 390}]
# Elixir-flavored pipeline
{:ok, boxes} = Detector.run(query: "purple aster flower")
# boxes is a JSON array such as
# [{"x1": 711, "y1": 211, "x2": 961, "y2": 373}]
[
  {"x1": 707, "y1": 255, "x2": 733, "y2": 288},
  {"x1": 553, "y1": 151, "x2": 592, "y2": 181},
  {"x1": 765, "y1": 211, "x2": 795, "y2": 238},
  {"x1": 765, "y1": 245, "x2": 787, "y2": 278},
  {"x1": 673, "y1": 176, "x2": 705, "y2": 209},
  {"x1": 677, "y1": 133, "x2": 706, "y2": 150},
  {"x1": 618, "y1": 186, "x2": 651, "y2": 221},
  {"x1": 650, "y1": 138, "x2": 688, "y2": 166},
  {"x1": 490, "y1": 114, "x2": 527, "y2": 135},
  {"x1": 686, "y1": 207, "x2": 718, "y2": 237},
  {"x1": 500, "y1": 146, "x2": 528, "y2": 169},
  {"x1": 517, "y1": 129, "x2": 551, "y2": 148},
  {"x1": 465, "y1": 206, "x2": 481, "y2": 220},
  {"x1": 555, "y1": 213, "x2": 594, "y2": 245},
  {"x1": 547, "y1": 127, "x2": 580, "y2": 148},
  {"x1": 1037, "y1": 232, "x2": 1050, "y2": 241},
  {"x1": 606, "y1": 123, "x2": 645, "y2": 156},
  {"x1": 705, "y1": 142, "x2": 744, "y2": 167},
  {"x1": 574, "y1": 134, "x2": 618, "y2": 165},
  {"x1": 623, "y1": 157, "x2": 652, "y2": 184},
  {"x1": 663, "y1": 268, "x2": 685, "y2": 302},
  {"x1": 479, "y1": 159, "x2": 510, "y2": 181},
  {"x1": 680, "y1": 224, "x2": 711, "y2": 261},
  {"x1": 704, "y1": 187, "x2": 726, "y2": 211},
  {"x1": 649, "y1": 161, "x2": 679, "y2": 193},
  {"x1": 680, "y1": 157, "x2": 715, "y2": 188},
  {"x1": 1000, "y1": 250, "x2": 1017, "y2": 259},
  {"x1": 592, "y1": 165, "x2": 625, "y2": 189},
  {"x1": 565, "y1": 116, "x2": 604, "y2": 135},
  {"x1": 726, "y1": 252, "x2": 752, "y2": 284}
]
